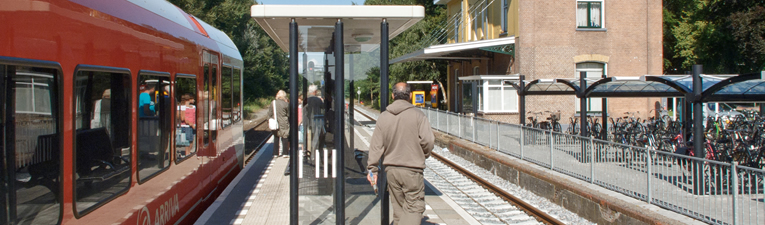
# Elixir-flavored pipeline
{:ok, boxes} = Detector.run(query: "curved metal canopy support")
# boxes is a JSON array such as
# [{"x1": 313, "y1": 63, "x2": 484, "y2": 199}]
[
  {"x1": 523, "y1": 78, "x2": 580, "y2": 96},
  {"x1": 701, "y1": 72, "x2": 765, "y2": 102},
  {"x1": 583, "y1": 76, "x2": 690, "y2": 98}
]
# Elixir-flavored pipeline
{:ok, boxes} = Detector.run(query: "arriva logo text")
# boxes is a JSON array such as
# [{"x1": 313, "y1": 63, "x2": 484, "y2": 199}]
[{"x1": 137, "y1": 194, "x2": 180, "y2": 225}]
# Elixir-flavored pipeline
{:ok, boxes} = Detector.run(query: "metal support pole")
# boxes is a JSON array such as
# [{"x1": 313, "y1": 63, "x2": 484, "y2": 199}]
[
  {"x1": 458, "y1": 114, "x2": 462, "y2": 138},
  {"x1": 731, "y1": 162, "x2": 738, "y2": 225},
  {"x1": 579, "y1": 72, "x2": 588, "y2": 137},
  {"x1": 472, "y1": 117, "x2": 476, "y2": 142},
  {"x1": 683, "y1": 97, "x2": 692, "y2": 142},
  {"x1": 520, "y1": 127, "x2": 524, "y2": 159},
  {"x1": 519, "y1": 75, "x2": 526, "y2": 126},
  {"x1": 380, "y1": 20, "x2": 390, "y2": 112},
  {"x1": 646, "y1": 148, "x2": 652, "y2": 203},
  {"x1": 692, "y1": 64, "x2": 704, "y2": 195},
  {"x1": 379, "y1": 19, "x2": 390, "y2": 225},
  {"x1": 590, "y1": 136, "x2": 595, "y2": 184},
  {"x1": 437, "y1": 108, "x2": 440, "y2": 131},
  {"x1": 495, "y1": 121, "x2": 499, "y2": 150},
  {"x1": 288, "y1": 19, "x2": 299, "y2": 225},
  {"x1": 579, "y1": 73, "x2": 588, "y2": 163},
  {"x1": 549, "y1": 130, "x2": 554, "y2": 170},
  {"x1": 601, "y1": 74, "x2": 608, "y2": 140},
  {"x1": 349, "y1": 54, "x2": 354, "y2": 154},
  {"x1": 302, "y1": 54, "x2": 309, "y2": 148},
  {"x1": 334, "y1": 19, "x2": 345, "y2": 225},
  {"x1": 3, "y1": 66, "x2": 17, "y2": 224}
]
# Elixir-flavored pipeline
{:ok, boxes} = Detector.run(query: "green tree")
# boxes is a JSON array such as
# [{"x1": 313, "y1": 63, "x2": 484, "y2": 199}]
[
  {"x1": 168, "y1": 0, "x2": 289, "y2": 101},
  {"x1": 664, "y1": 0, "x2": 765, "y2": 74},
  {"x1": 362, "y1": 0, "x2": 447, "y2": 108}
]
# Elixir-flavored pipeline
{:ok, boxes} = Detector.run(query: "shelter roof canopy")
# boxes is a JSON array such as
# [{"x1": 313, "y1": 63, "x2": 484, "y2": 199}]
[{"x1": 251, "y1": 5, "x2": 424, "y2": 52}]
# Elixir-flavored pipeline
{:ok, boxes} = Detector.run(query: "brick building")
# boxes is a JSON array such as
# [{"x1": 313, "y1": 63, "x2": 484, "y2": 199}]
[{"x1": 392, "y1": 0, "x2": 663, "y2": 124}]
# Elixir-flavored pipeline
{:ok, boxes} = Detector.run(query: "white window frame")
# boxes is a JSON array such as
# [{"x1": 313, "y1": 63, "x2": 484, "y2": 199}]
[
  {"x1": 576, "y1": 0, "x2": 605, "y2": 29},
  {"x1": 477, "y1": 79, "x2": 519, "y2": 113},
  {"x1": 575, "y1": 62, "x2": 606, "y2": 112}
]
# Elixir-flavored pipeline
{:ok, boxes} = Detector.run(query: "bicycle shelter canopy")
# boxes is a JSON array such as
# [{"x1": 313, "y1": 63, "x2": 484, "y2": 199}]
[
  {"x1": 523, "y1": 78, "x2": 595, "y2": 96},
  {"x1": 701, "y1": 72, "x2": 765, "y2": 102},
  {"x1": 510, "y1": 71, "x2": 765, "y2": 138},
  {"x1": 251, "y1": 4, "x2": 424, "y2": 225}
]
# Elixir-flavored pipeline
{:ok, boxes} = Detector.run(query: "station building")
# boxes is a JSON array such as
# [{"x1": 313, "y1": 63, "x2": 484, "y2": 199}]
[{"x1": 392, "y1": 0, "x2": 663, "y2": 123}]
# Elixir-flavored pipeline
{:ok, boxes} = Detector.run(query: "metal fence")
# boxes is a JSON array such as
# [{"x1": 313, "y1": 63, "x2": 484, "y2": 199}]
[{"x1": 419, "y1": 107, "x2": 764, "y2": 225}]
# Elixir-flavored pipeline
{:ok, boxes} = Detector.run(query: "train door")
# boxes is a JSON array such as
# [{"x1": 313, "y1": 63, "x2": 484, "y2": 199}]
[
  {"x1": 0, "y1": 59, "x2": 61, "y2": 225},
  {"x1": 199, "y1": 51, "x2": 220, "y2": 157}
]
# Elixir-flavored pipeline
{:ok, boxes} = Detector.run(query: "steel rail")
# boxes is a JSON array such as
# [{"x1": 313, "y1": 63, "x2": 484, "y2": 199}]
[{"x1": 431, "y1": 152, "x2": 565, "y2": 225}]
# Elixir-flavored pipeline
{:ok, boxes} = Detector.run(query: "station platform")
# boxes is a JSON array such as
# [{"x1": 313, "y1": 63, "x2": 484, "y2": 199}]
[{"x1": 196, "y1": 118, "x2": 480, "y2": 224}]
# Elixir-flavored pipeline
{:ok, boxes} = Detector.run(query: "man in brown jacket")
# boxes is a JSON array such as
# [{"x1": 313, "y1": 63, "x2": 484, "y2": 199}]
[{"x1": 367, "y1": 82, "x2": 435, "y2": 225}]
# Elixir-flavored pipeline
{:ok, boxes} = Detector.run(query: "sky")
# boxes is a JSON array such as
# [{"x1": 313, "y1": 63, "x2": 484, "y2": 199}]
[{"x1": 256, "y1": 0, "x2": 360, "y2": 5}]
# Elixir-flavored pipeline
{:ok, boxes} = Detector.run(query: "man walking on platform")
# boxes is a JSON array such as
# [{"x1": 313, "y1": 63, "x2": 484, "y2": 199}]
[{"x1": 367, "y1": 82, "x2": 435, "y2": 225}]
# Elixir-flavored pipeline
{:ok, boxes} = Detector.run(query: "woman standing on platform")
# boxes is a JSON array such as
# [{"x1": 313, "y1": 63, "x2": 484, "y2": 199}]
[{"x1": 269, "y1": 90, "x2": 290, "y2": 157}]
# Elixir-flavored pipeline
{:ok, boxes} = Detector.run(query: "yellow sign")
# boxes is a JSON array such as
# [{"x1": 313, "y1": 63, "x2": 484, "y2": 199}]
[{"x1": 412, "y1": 91, "x2": 425, "y2": 107}]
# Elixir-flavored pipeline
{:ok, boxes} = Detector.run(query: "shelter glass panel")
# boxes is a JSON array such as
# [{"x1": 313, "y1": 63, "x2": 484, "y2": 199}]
[
  {"x1": 295, "y1": 25, "x2": 338, "y2": 224},
  {"x1": 295, "y1": 23, "x2": 384, "y2": 224},
  {"x1": 1, "y1": 65, "x2": 60, "y2": 225}
]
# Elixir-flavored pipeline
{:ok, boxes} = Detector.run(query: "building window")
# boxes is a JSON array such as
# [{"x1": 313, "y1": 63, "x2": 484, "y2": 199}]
[
  {"x1": 577, "y1": 1, "x2": 603, "y2": 28},
  {"x1": 501, "y1": 0, "x2": 508, "y2": 33},
  {"x1": 472, "y1": 1, "x2": 487, "y2": 40},
  {"x1": 477, "y1": 80, "x2": 518, "y2": 113},
  {"x1": 575, "y1": 62, "x2": 605, "y2": 112}
]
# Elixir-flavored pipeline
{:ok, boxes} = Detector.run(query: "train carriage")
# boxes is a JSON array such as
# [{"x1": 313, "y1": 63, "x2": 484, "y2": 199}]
[{"x1": 1, "y1": 0, "x2": 245, "y2": 224}]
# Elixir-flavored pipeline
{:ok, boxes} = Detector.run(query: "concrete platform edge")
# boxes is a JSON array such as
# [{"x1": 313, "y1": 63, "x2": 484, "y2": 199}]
[
  {"x1": 433, "y1": 131, "x2": 706, "y2": 225},
  {"x1": 195, "y1": 136, "x2": 274, "y2": 224}
]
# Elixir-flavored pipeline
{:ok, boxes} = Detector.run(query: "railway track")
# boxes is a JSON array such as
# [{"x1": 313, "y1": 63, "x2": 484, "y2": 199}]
[
  {"x1": 352, "y1": 107, "x2": 565, "y2": 225},
  {"x1": 244, "y1": 118, "x2": 272, "y2": 164}
]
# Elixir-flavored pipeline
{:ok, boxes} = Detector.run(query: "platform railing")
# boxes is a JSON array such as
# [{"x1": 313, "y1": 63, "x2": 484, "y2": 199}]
[{"x1": 418, "y1": 107, "x2": 764, "y2": 225}]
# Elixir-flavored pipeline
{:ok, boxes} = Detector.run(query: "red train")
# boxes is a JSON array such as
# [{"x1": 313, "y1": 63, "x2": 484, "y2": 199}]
[{"x1": 1, "y1": 0, "x2": 245, "y2": 224}]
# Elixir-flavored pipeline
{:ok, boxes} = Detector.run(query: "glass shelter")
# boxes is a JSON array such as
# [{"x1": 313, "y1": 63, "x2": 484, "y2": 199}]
[{"x1": 251, "y1": 5, "x2": 424, "y2": 225}]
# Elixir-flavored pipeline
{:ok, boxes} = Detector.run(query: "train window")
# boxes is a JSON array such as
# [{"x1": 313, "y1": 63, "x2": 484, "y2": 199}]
[
  {"x1": 175, "y1": 75, "x2": 197, "y2": 162},
  {"x1": 221, "y1": 66, "x2": 233, "y2": 128},
  {"x1": 232, "y1": 68, "x2": 241, "y2": 122},
  {"x1": 202, "y1": 64, "x2": 210, "y2": 146},
  {"x1": 210, "y1": 63, "x2": 218, "y2": 143},
  {"x1": 73, "y1": 67, "x2": 131, "y2": 215},
  {"x1": 1, "y1": 63, "x2": 61, "y2": 225},
  {"x1": 137, "y1": 72, "x2": 171, "y2": 182}
]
